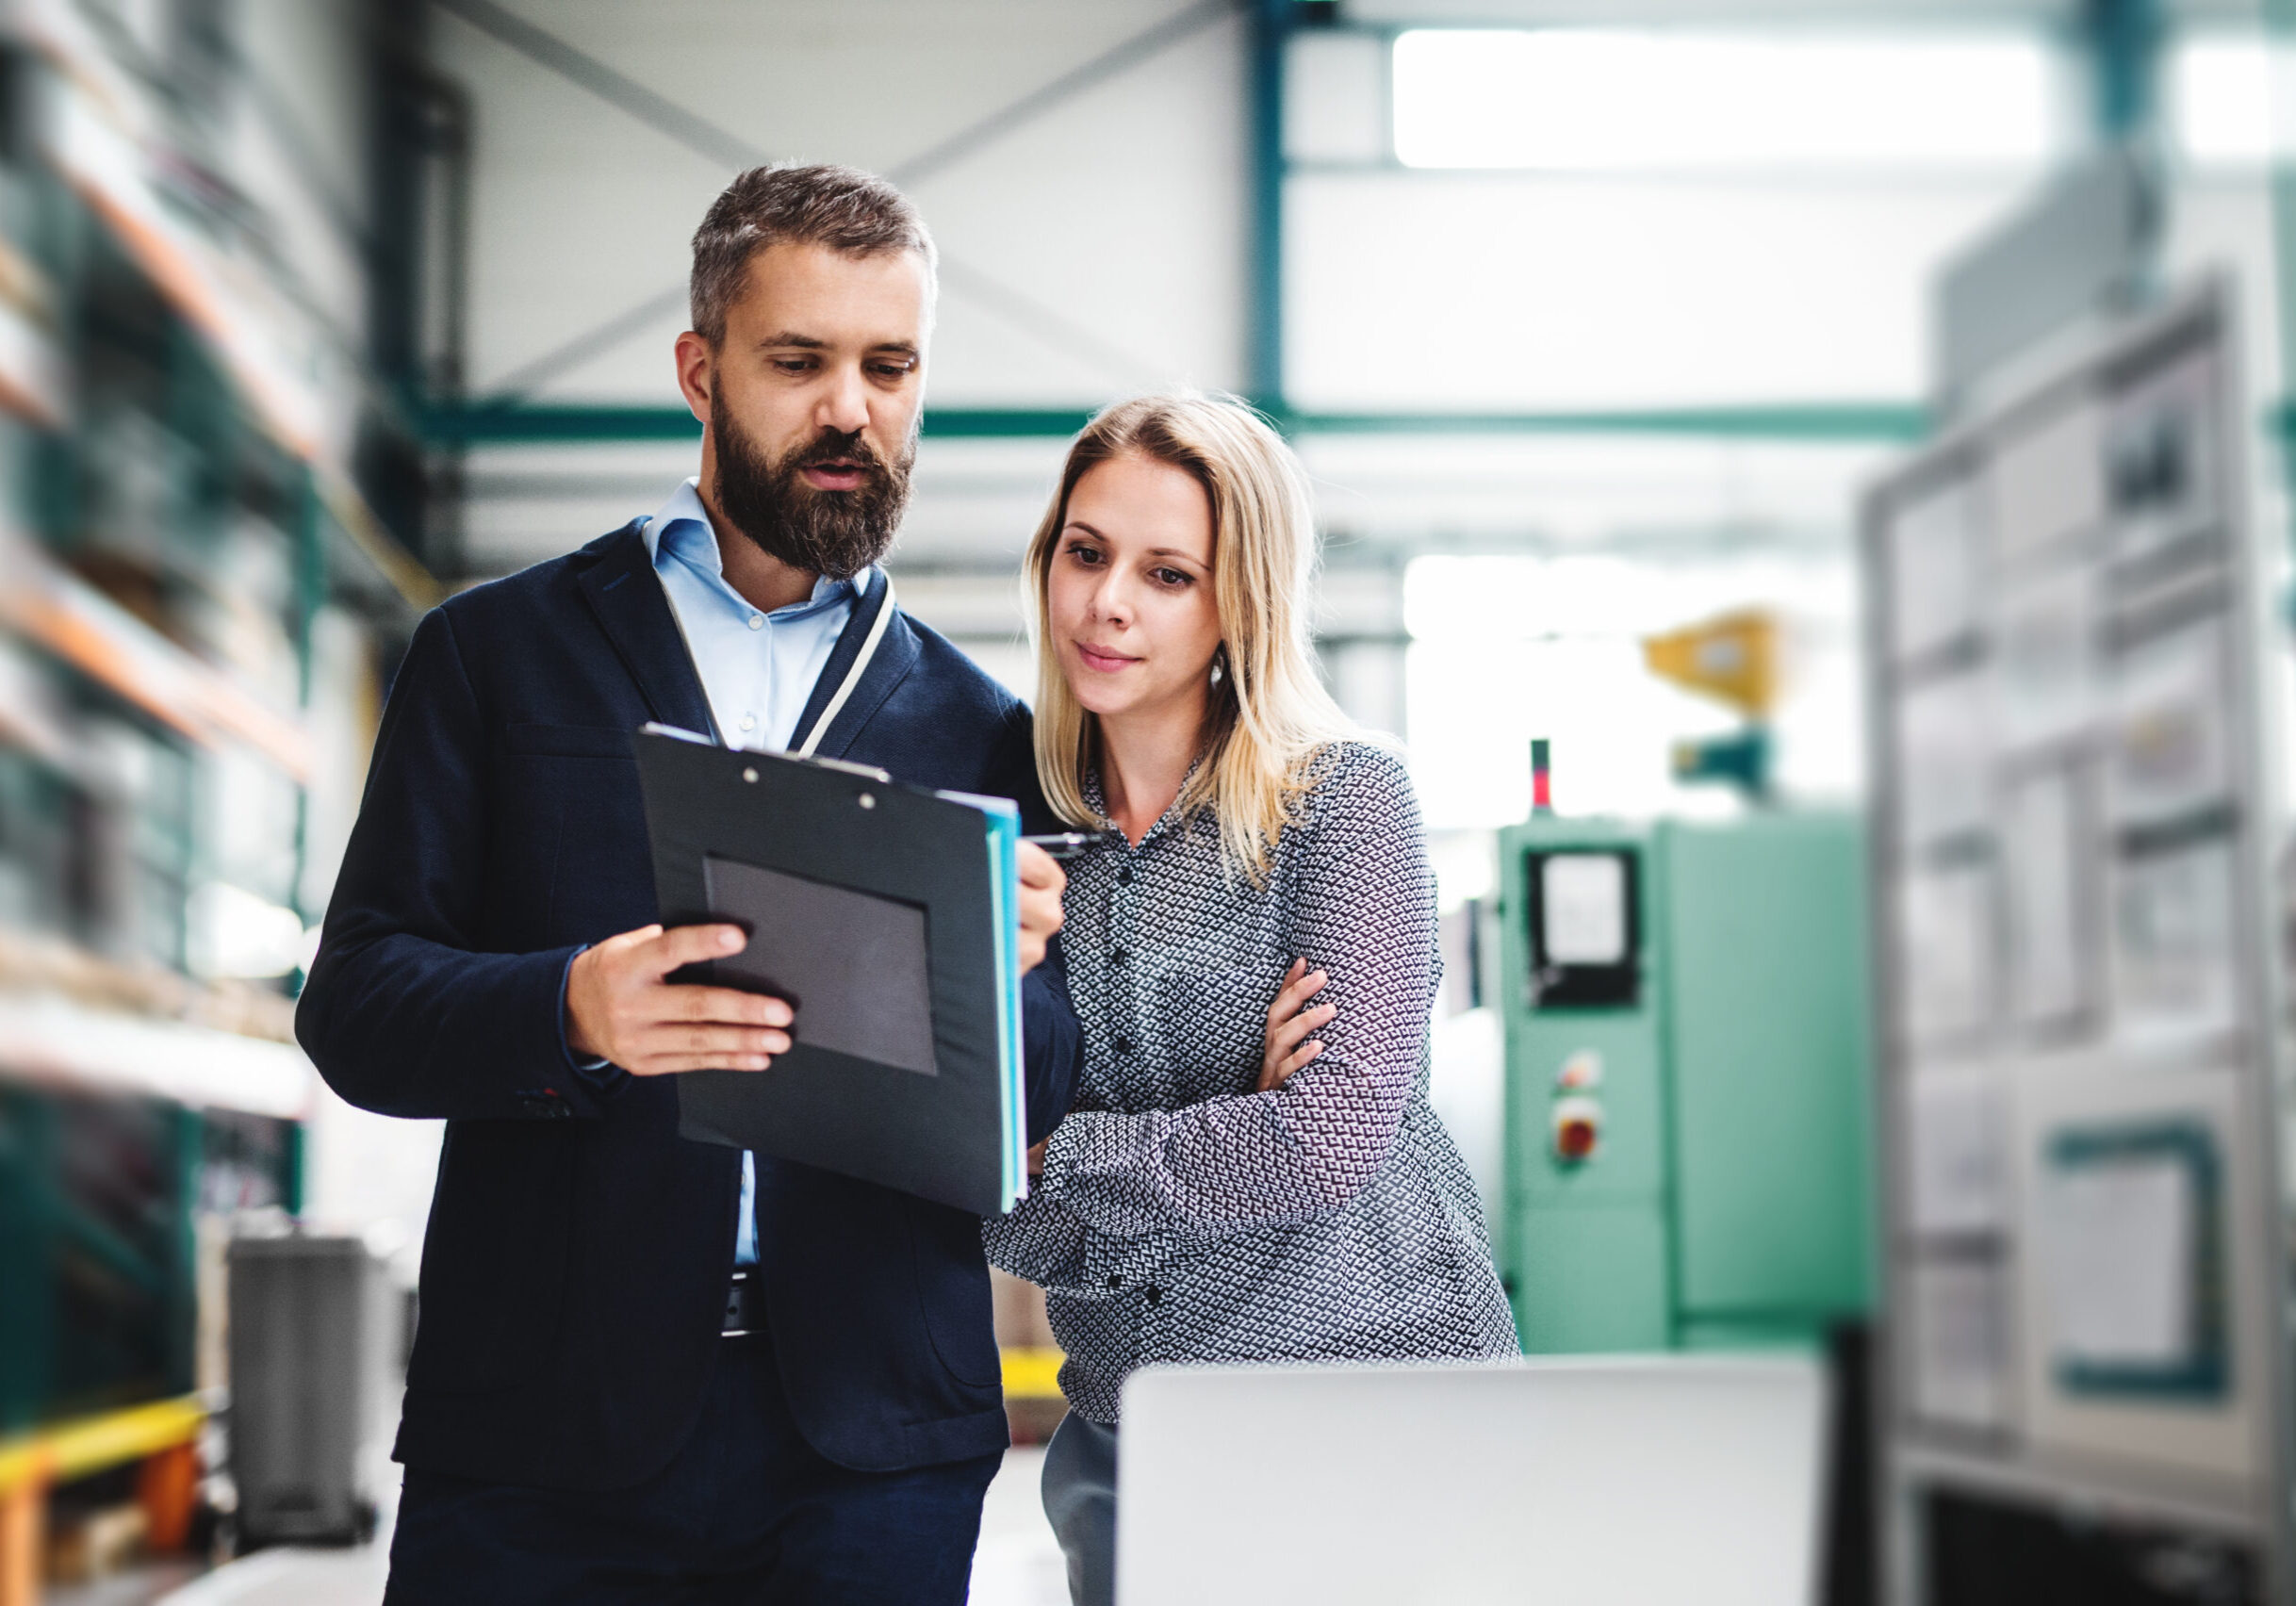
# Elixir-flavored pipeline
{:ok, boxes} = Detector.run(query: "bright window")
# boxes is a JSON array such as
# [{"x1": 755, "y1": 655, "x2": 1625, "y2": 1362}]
[
  {"x1": 1392, "y1": 29, "x2": 2060, "y2": 172},
  {"x1": 1402, "y1": 553, "x2": 1861, "y2": 828},
  {"x1": 2169, "y1": 34, "x2": 2296, "y2": 165}
]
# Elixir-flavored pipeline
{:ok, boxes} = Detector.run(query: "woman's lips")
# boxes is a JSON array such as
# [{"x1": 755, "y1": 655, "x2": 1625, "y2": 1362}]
[{"x1": 1075, "y1": 643, "x2": 1139, "y2": 673}]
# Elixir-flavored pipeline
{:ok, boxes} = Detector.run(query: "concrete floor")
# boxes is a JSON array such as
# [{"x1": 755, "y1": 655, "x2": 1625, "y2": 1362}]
[{"x1": 131, "y1": 1447, "x2": 1066, "y2": 1606}]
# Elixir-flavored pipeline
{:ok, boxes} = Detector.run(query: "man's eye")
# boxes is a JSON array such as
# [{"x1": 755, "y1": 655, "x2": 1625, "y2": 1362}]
[
  {"x1": 870, "y1": 362, "x2": 914, "y2": 379},
  {"x1": 772, "y1": 358, "x2": 814, "y2": 374}
]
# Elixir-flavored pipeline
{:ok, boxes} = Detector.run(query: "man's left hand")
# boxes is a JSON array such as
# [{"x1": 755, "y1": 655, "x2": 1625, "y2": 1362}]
[{"x1": 1016, "y1": 841, "x2": 1065, "y2": 973}]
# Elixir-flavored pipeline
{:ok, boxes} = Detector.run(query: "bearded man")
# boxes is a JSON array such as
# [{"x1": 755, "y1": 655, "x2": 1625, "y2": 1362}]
[{"x1": 297, "y1": 165, "x2": 1082, "y2": 1605}]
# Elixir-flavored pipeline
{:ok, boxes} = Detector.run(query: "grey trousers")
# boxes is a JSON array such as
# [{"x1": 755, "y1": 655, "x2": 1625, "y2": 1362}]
[{"x1": 1041, "y1": 1411, "x2": 1118, "y2": 1606}]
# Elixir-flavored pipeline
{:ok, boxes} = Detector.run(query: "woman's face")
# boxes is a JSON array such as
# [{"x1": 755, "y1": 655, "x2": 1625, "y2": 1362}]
[{"x1": 1046, "y1": 451, "x2": 1223, "y2": 728}]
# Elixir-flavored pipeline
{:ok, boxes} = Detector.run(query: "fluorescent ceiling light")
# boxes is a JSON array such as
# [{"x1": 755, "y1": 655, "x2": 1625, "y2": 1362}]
[{"x1": 1393, "y1": 28, "x2": 2057, "y2": 172}]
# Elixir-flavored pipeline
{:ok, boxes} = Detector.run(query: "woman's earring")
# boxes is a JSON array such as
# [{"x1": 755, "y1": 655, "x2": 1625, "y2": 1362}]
[{"x1": 1209, "y1": 648, "x2": 1226, "y2": 686}]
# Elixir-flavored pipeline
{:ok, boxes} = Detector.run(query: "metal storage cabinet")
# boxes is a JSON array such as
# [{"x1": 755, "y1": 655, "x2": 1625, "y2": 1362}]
[
  {"x1": 226, "y1": 1236, "x2": 397, "y2": 1547},
  {"x1": 1498, "y1": 811, "x2": 1875, "y2": 1353}
]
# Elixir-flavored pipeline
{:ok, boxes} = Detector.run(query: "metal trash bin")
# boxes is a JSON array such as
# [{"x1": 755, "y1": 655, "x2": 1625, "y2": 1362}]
[{"x1": 226, "y1": 1235, "x2": 399, "y2": 1547}]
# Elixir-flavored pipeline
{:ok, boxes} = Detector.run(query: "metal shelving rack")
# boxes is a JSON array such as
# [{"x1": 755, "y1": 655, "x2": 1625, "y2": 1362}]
[
  {"x1": 0, "y1": 5, "x2": 434, "y2": 1598},
  {"x1": 1864, "y1": 280, "x2": 2294, "y2": 1604}
]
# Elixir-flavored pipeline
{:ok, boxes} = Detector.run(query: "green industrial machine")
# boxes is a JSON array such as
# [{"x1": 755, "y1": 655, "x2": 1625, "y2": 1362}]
[{"x1": 1497, "y1": 811, "x2": 1876, "y2": 1354}]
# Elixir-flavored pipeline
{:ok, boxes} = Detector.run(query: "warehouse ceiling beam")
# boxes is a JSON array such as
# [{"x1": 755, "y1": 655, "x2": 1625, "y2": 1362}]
[
  {"x1": 430, "y1": 0, "x2": 763, "y2": 170},
  {"x1": 2080, "y1": 0, "x2": 2163, "y2": 143},
  {"x1": 432, "y1": 0, "x2": 1214, "y2": 403},
  {"x1": 885, "y1": 0, "x2": 1238, "y2": 190}
]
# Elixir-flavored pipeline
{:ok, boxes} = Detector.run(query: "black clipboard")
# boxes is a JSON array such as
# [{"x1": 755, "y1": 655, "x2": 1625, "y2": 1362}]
[{"x1": 633, "y1": 726, "x2": 1025, "y2": 1215}]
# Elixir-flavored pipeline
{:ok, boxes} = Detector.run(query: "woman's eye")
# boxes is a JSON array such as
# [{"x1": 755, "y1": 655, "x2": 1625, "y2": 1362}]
[
  {"x1": 1154, "y1": 567, "x2": 1191, "y2": 587},
  {"x1": 1066, "y1": 544, "x2": 1104, "y2": 565}
]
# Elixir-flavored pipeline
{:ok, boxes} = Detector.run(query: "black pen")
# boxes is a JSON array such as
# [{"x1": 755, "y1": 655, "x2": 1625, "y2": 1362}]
[{"x1": 1022, "y1": 832, "x2": 1100, "y2": 860}]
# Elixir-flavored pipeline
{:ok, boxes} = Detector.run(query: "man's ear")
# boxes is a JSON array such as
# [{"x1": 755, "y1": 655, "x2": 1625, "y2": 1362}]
[{"x1": 674, "y1": 329, "x2": 713, "y2": 424}]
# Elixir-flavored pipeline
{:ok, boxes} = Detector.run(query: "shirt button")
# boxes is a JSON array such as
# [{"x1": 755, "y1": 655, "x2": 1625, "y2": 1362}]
[
  {"x1": 1113, "y1": 1036, "x2": 1133, "y2": 1056},
  {"x1": 1145, "y1": 1286, "x2": 1162, "y2": 1305},
  {"x1": 1111, "y1": 948, "x2": 1127, "y2": 966},
  {"x1": 1107, "y1": 1274, "x2": 1123, "y2": 1289},
  {"x1": 746, "y1": 614, "x2": 764, "y2": 631},
  {"x1": 1117, "y1": 867, "x2": 1133, "y2": 886},
  {"x1": 739, "y1": 713, "x2": 756, "y2": 732}
]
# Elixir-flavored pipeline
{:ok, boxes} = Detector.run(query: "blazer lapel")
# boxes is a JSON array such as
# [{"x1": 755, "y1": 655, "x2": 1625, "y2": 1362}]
[
  {"x1": 794, "y1": 568, "x2": 921, "y2": 762},
  {"x1": 574, "y1": 522, "x2": 715, "y2": 738}
]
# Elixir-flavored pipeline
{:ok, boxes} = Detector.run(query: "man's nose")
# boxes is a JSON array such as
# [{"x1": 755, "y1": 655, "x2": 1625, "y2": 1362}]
[{"x1": 817, "y1": 364, "x2": 870, "y2": 436}]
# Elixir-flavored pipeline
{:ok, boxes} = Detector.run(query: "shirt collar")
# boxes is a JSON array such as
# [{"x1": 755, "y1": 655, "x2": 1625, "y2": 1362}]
[
  {"x1": 643, "y1": 477, "x2": 864, "y2": 615},
  {"x1": 1083, "y1": 751, "x2": 1209, "y2": 850}
]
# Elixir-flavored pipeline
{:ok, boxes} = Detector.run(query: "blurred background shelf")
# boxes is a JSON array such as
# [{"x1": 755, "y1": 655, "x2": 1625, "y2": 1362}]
[
  {"x1": 0, "y1": 995, "x2": 306, "y2": 1121},
  {"x1": 0, "y1": 528, "x2": 309, "y2": 780}
]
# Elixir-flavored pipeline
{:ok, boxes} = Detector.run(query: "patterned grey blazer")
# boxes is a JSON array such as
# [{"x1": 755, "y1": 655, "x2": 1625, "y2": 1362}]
[{"x1": 982, "y1": 739, "x2": 1520, "y2": 1424}]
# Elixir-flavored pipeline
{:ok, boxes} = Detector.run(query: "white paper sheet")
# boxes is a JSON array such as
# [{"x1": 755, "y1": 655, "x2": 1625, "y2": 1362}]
[
  {"x1": 2004, "y1": 767, "x2": 2089, "y2": 1028},
  {"x1": 1991, "y1": 400, "x2": 2104, "y2": 564},
  {"x1": 2038, "y1": 1153, "x2": 2193, "y2": 1368},
  {"x1": 1888, "y1": 477, "x2": 1980, "y2": 662},
  {"x1": 1899, "y1": 860, "x2": 1993, "y2": 1044},
  {"x1": 1908, "y1": 1073, "x2": 2005, "y2": 1236},
  {"x1": 1910, "y1": 1258, "x2": 2010, "y2": 1428}
]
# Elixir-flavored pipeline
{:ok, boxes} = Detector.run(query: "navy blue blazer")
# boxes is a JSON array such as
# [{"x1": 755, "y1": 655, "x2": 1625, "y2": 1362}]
[{"x1": 297, "y1": 521, "x2": 1083, "y2": 1487}]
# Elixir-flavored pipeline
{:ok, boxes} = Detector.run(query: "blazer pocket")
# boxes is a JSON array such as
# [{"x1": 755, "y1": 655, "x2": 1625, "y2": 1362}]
[
  {"x1": 504, "y1": 723, "x2": 636, "y2": 761},
  {"x1": 906, "y1": 1199, "x2": 1003, "y2": 1388},
  {"x1": 407, "y1": 1122, "x2": 573, "y2": 1393}
]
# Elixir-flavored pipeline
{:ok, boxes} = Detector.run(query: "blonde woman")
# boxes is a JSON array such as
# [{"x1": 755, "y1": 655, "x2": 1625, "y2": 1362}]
[{"x1": 982, "y1": 394, "x2": 1517, "y2": 1605}]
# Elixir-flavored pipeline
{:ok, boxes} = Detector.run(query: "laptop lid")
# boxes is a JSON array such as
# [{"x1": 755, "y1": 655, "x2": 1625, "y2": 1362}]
[{"x1": 1117, "y1": 1355, "x2": 1827, "y2": 1606}]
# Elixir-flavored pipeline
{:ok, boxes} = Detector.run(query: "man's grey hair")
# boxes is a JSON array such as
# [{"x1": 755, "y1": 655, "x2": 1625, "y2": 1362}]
[{"x1": 689, "y1": 163, "x2": 938, "y2": 347}]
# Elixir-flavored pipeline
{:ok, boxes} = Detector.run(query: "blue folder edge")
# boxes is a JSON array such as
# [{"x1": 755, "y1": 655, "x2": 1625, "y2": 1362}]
[{"x1": 943, "y1": 790, "x2": 1025, "y2": 1209}]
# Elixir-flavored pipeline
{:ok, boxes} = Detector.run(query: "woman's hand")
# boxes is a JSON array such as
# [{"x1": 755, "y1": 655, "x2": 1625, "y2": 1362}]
[
  {"x1": 1027, "y1": 1139, "x2": 1047, "y2": 1178},
  {"x1": 1257, "y1": 959, "x2": 1334, "y2": 1092}
]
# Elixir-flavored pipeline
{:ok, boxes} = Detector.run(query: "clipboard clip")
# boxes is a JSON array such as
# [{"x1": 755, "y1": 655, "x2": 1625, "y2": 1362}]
[{"x1": 640, "y1": 723, "x2": 893, "y2": 785}]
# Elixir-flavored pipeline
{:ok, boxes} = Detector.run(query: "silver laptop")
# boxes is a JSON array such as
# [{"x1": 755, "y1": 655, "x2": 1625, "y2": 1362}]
[{"x1": 1117, "y1": 1354, "x2": 1827, "y2": 1606}]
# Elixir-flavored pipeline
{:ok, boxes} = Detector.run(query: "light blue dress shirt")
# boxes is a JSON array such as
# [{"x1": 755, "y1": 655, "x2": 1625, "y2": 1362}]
[{"x1": 644, "y1": 478, "x2": 863, "y2": 1266}]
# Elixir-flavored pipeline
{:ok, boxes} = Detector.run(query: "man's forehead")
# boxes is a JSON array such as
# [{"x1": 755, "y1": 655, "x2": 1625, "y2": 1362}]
[{"x1": 730, "y1": 241, "x2": 930, "y2": 340}]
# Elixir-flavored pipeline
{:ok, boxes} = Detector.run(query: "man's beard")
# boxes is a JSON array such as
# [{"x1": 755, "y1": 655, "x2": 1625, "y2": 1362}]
[{"x1": 710, "y1": 392, "x2": 914, "y2": 581}]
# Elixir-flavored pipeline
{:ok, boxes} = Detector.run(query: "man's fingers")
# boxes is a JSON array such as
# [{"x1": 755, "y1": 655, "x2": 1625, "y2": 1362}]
[
  {"x1": 665, "y1": 986, "x2": 794, "y2": 1028},
  {"x1": 598, "y1": 923, "x2": 664, "y2": 955},
  {"x1": 643, "y1": 922, "x2": 748, "y2": 976},
  {"x1": 640, "y1": 1023, "x2": 792, "y2": 1061},
  {"x1": 1019, "y1": 884, "x2": 1064, "y2": 935},
  {"x1": 1017, "y1": 842, "x2": 1067, "y2": 892},
  {"x1": 628, "y1": 1052, "x2": 777, "y2": 1076}
]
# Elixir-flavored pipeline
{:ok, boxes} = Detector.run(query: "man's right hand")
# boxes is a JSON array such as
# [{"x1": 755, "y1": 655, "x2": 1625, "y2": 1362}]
[{"x1": 565, "y1": 923, "x2": 794, "y2": 1074}]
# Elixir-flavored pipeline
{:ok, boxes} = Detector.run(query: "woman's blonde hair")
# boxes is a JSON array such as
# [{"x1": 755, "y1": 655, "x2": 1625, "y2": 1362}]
[{"x1": 1025, "y1": 392, "x2": 1354, "y2": 884}]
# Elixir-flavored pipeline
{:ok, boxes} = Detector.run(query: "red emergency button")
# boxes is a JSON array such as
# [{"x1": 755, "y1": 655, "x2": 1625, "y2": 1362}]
[{"x1": 1552, "y1": 1095, "x2": 1601, "y2": 1163}]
